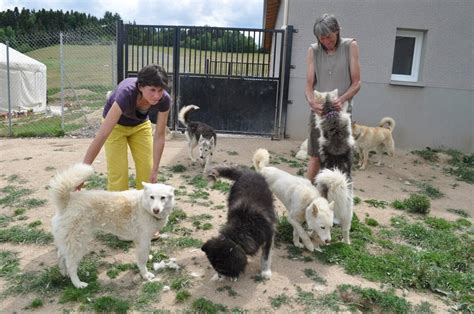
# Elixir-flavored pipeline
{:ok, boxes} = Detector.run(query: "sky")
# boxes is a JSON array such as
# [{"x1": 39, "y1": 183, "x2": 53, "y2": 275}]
[{"x1": 0, "y1": 0, "x2": 265, "y2": 28}]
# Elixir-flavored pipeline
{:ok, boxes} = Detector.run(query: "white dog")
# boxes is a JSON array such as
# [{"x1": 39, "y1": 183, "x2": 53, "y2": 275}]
[
  {"x1": 315, "y1": 168, "x2": 353, "y2": 244},
  {"x1": 50, "y1": 164, "x2": 175, "y2": 288},
  {"x1": 295, "y1": 139, "x2": 308, "y2": 160},
  {"x1": 178, "y1": 105, "x2": 216, "y2": 173},
  {"x1": 253, "y1": 148, "x2": 335, "y2": 252}
]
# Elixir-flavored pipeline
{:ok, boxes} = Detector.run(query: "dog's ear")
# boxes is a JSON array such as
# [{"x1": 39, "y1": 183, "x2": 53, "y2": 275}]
[
  {"x1": 142, "y1": 182, "x2": 150, "y2": 189},
  {"x1": 210, "y1": 136, "x2": 215, "y2": 146},
  {"x1": 312, "y1": 203, "x2": 319, "y2": 215},
  {"x1": 201, "y1": 241, "x2": 209, "y2": 252},
  {"x1": 198, "y1": 134, "x2": 204, "y2": 143},
  {"x1": 328, "y1": 201, "x2": 335, "y2": 211}
]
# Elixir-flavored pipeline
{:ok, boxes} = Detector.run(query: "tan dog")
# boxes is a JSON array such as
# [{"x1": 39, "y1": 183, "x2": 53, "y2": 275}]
[{"x1": 352, "y1": 117, "x2": 396, "y2": 169}]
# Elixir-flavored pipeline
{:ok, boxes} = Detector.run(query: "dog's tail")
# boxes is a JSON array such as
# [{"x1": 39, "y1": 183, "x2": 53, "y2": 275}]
[
  {"x1": 315, "y1": 168, "x2": 352, "y2": 218},
  {"x1": 379, "y1": 117, "x2": 396, "y2": 132},
  {"x1": 178, "y1": 104, "x2": 199, "y2": 127},
  {"x1": 49, "y1": 163, "x2": 94, "y2": 211},
  {"x1": 208, "y1": 165, "x2": 246, "y2": 182},
  {"x1": 252, "y1": 148, "x2": 270, "y2": 172}
]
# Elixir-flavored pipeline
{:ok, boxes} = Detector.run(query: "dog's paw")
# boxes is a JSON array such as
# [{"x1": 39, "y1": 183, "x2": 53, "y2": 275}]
[
  {"x1": 74, "y1": 281, "x2": 88, "y2": 289},
  {"x1": 211, "y1": 273, "x2": 224, "y2": 282},
  {"x1": 293, "y1": 241, "x2": 305, "y2": 249},
  {"x1": 261, "y1": 270, "x2": 272, "y2": 279},
  {"x1": 314, "y1": 245, "x2": 323, "y2": 253},
  {"x1": 143, "y1": 271, "x2": 155, "y2": 281}
]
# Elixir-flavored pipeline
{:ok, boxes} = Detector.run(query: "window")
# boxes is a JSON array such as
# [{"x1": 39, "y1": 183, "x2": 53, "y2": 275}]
[{"x1": 391, "y1": 29, "x2": 424, "y2": 82}]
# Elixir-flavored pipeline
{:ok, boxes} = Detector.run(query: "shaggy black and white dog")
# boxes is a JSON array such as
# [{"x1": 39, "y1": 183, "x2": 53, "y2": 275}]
[
  {"x1": 314, "y1": 89, "x2": 355, "y2": 179},
  {"x1": 202, "y1": 166, "x2": 276, "y2": 280}
]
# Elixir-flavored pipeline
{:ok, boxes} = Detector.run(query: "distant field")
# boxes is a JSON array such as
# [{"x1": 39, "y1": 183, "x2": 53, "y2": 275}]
[{"x1": 26, "y1": 45, "x2": 272, "y2": 91}]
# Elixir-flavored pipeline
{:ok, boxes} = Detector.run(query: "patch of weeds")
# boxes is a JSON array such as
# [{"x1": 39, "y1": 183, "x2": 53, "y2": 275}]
[
  {"x1": 13, "y1": 208, "x2": 26, "y2": 216},
  {"x1": 416, "y1": 182, "x2": 444, "y2": 199},
  {"x1": 275, "y1": 216, "x2": 293, "y2": 243},
  {"x1": 83, "y1": 173, "x2": 107, "y2": 190},
  {"x1": 212, "y1": 204, "x2": 225, "y2": 210},
  {"x1": 446, "y1": 208, "x2": 469, "y2": 218},
  {"x1": 161, "y1": 209, "x2": 187, "y2": 233},
  {"x1": 21, "y1": 198, "x2": 47, "y2": 209},
  {"x1": 251, "y1": 274, "x2": 267, "y2": 283},
  {"x1": 453, "y1": 218, "x2": 471, "y2": 229},
  {"x1": 353, "y1": 196, "x2": 361, "y2": 205},
  {"x1": 128, "y1": 174, "x2": 137, "y2": 187},
  {"x1": 365, "y1": 217, "x2": 379, "y2": 227},
  {"x1": 0, "y1": 185, "x2": 32, "y2": 207},
  {"x1": 391, "y1": 199, "x2": 405, "y2": 210},
  {"x1": 364, "y1": 199, "x2": 388, "y2": 209},
  {"x1": 24, "y1": 298, "x2": 44, "y2": 309},
  {"x1": 106, "y1": 263, "x2": 136, "y2": 279},
  {"x1": 170, "y1": 164, "x2": 187, "y2": 173},
  {"x1": 175, "y1": 289, "x2": 191, "y2": 303},
  {"x1": 296, "y1": 168, "x2": 305, "y2": 176},
  {"x1": 193, "y1": 221, "x2": 213, "y2": 230},
  {"x1": 0, "y1": 214, "x2": 12, "y2": 227},
  {"x1": 270, "y1": 293, "x2": 292, "y2": 309},
  {"x1": 6, "y1": 266, "x2": 70, "y2": 296},
  {"x1": 95, "y1": 232, "x2": 132, "y2": 251},
  {"x1": 188, "y1": 189, "x2": 210, "y2": 201},
  {"x1": 403, "y1": 194, "x2": 430, "y2": 214},
  {"x1": 45, "y1": 166, "x2": 56, "y2": 171},
  {"x1": 92, "y1": 296, "x2": 129, "y2": 313},
  {"x1": 59, "y1": 281, "x2": 100, "y2": 303},
  {"x1": 277, "y1": 155, "x2": 305, "y2": 168},
  {"x1": 190, "y1": 175, "x2": 208, "y2": 189},
  {"x1": 296, "y1": 287, "x2": 340, "y2": 312},
  {"x1": 192, "y1": 297, "x2": 228, "y2": 313},
  {"x1": 217, "y1": 285, "x2": 239, "y2": 297},
  {"x1": 338, "y1": 284, "x2": 411, "y2": 313},
  {"x1": 28, "y1": 220, "x2": 42, "y2": 228},
  {"x1": 165, "y1": 236, "x2": 203, "y2": 248},
  {"x1": 413, "y1": 301, "x2": 436, "y2": 313},
  {"x1": 170, "y1": 274, "x2": 192, "y2": 291},
  {"x1": 227, "y1": 150, "x2": 239, "y2": 156},
  {"x1": 0, "y1": 225, "x2": 53, "y2": 244},
  {"x1": 411, "y1": 148, "x2": 439, "y2": 162},
  {"x1": 442, "y1": 150, "x2": 474, "y2": 184},
  {"x1": 0, "y1": 250, "x2": 20, "y2": 278},
  {"x1": 211, "y1": 179, "x2": 231, "y2": 193},
  {"x1": 303, "y1": 268, "x2": 327, "y2": 284},
  {"x1": 135, "y1": 281, "x2": 165, "y2": 309},
  {"x1": 424, "y1": 216, "x2": 452, "y2": 230}
]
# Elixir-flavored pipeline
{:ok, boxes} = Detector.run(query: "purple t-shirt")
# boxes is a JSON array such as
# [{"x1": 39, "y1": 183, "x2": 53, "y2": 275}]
[{"x1": 103, "y1": 77, "x2": 171, "y2": 126}]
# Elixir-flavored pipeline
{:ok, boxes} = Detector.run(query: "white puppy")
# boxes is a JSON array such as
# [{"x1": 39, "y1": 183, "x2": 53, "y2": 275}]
[
  {"x1": 50, "y1": 164, "x2": 175, "y2": 288},
  {"x1": 253, "y1": 148, "x2": 334, "y2": 252},
  {"x1": 315, "y1": 168, "x2": 353, "y2": 244}
]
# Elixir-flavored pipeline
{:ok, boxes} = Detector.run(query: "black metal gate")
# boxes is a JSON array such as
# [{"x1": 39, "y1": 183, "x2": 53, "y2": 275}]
[{"x1": 116, "y1": 21, "x2": 293, "y2": 137}]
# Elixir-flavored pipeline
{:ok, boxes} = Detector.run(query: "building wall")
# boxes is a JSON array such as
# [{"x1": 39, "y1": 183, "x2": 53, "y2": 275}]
[{"x1": 279, "y1": 0, "x2": 473, "y2": 152}]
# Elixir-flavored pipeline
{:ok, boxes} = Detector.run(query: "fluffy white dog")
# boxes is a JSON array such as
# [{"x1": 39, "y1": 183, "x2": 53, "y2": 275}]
[
  {"x1": 253, "y1": 148, "x2": 335, "y2": 252},
  {"x1": 315, "y1": 168, "x2": 353, "y2": 244},
  {"x1": 50, "y1": 163, "x2": 175, "y2": 288}
]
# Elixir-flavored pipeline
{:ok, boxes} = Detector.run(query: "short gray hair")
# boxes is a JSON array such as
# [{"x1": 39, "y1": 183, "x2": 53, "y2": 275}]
[{"x1": 313, "y1": 14, "x2": 340, "y2": 38}]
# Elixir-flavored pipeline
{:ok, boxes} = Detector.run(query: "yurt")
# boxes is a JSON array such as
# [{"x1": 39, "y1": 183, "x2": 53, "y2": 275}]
[{"x1": 0, "y1": 43, "x2": 47, "y2": 113}]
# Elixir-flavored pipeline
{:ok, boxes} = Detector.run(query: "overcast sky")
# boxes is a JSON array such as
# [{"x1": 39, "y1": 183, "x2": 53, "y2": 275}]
[{"x1": 0, "y1": 0, "x2": 265, "y2": 28}]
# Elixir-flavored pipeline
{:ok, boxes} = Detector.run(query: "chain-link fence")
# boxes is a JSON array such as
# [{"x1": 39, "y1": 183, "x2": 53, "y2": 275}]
[{"x1": 0, "y1": 24, "x2": 116, "y2": 137}]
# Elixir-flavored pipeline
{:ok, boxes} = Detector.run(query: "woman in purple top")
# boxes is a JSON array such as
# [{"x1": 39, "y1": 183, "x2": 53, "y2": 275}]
[{"x1": 81, "y1": 64, "x2": 171, "y2": 191}]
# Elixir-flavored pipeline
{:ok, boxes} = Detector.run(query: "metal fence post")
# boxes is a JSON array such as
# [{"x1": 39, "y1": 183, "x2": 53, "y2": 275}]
[
  {"x1": 60, "y1": 32, "x2": 65, "y2": 131},
  {"x1": 111, "y1": 41, "x2": 115, "y2": 88},
  {"x1": 6, "y1": 41, "x2": 12, "y2": 136},
  {"x1": 277, "y1": 25, "x2": 294, "y2": 139},
  {"x1": 116, "y1": 20, "x2": 124, "y2": 84}
]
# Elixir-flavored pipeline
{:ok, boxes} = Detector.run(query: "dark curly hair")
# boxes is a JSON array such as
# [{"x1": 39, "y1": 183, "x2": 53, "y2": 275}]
[{"x1": 136, "y1": 64, "x2": 169, "y2": 90}]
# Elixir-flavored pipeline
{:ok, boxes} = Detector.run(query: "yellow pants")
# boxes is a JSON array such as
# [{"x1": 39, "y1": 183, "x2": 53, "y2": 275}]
[{"x1": 104, "y1": 120, "x2": 153, "y2": 191}]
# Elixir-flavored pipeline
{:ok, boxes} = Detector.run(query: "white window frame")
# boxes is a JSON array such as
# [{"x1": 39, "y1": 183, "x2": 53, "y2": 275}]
[{"x1": 391, "y1": 29, "x2": 423, "y2": 82}]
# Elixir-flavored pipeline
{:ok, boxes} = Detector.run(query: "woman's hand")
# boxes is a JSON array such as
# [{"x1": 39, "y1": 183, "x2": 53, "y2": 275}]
[
  {"x1": 309, "y1": 99, "x2": 323, "y2": 115},
  {"x1": 333, "y1": 96, "x2": 346, "y2": 111},
  {"x1": 149, "y1": 171, "x2": 158, "y2": 184}
]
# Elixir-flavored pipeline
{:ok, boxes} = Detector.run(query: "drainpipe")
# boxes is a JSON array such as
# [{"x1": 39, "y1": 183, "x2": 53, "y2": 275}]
[{"x1": 283, "y1": 0, "x2": 289, "y2": 27}]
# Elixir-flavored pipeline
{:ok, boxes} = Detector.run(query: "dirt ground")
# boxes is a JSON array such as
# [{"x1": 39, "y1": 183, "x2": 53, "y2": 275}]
[{"x1": 0, "y1": 135, "x2": 472, "y2": 312}]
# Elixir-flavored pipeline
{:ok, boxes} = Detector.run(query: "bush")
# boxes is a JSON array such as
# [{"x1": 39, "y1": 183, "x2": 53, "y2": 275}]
[{"x1": 404, "y1": 194, "x2": 430, "y2": 214}]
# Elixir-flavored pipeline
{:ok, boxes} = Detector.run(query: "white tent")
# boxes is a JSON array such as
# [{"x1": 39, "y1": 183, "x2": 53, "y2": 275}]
[{"x1": 0, "y1": 43, "x2": 47, "y2": 113}]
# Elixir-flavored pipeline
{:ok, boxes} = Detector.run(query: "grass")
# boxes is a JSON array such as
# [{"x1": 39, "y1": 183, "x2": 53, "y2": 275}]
[
  {"x1": 446, "y1": 208, "x2": 469, "y2": 218},
  {"x1": 391, "y1": 194, "x2": 431, "y2": 214},
  {"x1": 364, "y1": 199, "x2": 389, "y2": 209},
  {"x1": 303, "y1": 268, "x2": 327, "y2": 284},
  {"x1": 0, "y1": 225, "x2": 53, "y2": 244},
  {"x1": 95, "y1": 232, "x2": 133, "y2": 251},
  {"x1": 192, "y1": 297, "x2": 228, "y2": 313},
  {"x1": 134, "y1": 282, "x2": 165, "y2": 309},
  {"x1": 416, "y1": 181, "x2": 444, "y2": 199},
  {"x1": 92, "y1": 296, "x2": 129, "y2": 313},
  {"x1": 0, "y1": 251, "x2": 20, "y2": 278},
  {"x1": 270, "y1": 293, "x2": 292, "y2": 309}
]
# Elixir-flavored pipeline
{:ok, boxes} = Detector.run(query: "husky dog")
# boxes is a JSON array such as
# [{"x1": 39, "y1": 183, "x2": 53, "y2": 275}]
[
  {"x1": 314, "y1": 89, "x2": 355, "y2": 179},
  {"x1": 315, "y1": 168, "x2": 353, "y2": 244},
  {"x1": 50, "y1": 164, "x2": 175, "y2": 288},
  {"x1": 202, "y1": 166, "x2": 276, "y2": 280},
  {"x1": 352, "y1": 117, "x2": 396, "y2": 169},
  {"x1": 254, "y1": 148, "x2": 351, "y2": 249},
  {"x1": 178, "y1": 105, "x2": 216, "y2": 172}
]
